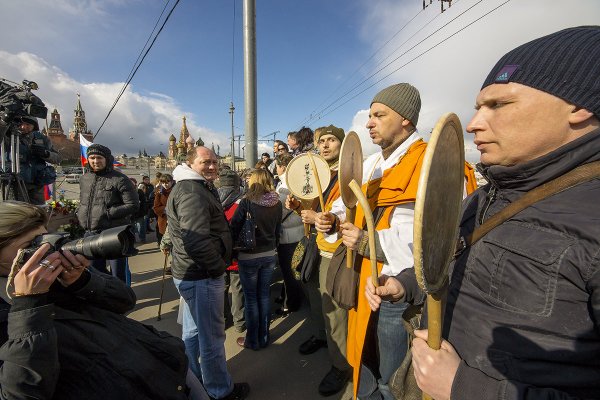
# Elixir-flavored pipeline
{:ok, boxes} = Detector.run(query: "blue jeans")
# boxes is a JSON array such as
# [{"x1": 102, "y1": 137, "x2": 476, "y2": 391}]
[
  {"x1": 358, "y1": 300, "x2": 409, "y2": 400},
  {"x1": 173, "y1": 276, "x2": 233, "y2": 399},
  {"x1": 237, "y1": 255, "x2": 276, "y2": 349}
]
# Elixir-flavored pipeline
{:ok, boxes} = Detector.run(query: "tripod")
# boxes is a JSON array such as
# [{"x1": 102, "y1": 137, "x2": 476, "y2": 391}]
[{"x1": 1, "y1": 130, "x2": 30, "y2": 203}]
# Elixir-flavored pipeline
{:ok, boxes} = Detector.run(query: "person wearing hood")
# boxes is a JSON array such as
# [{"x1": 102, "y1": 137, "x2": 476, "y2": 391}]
[
  {"x1": 76, "y1": 144, "x2": 138, "y2": 284},
  {"x1": 230, "y1": 169, "x2": 282, "y2": 351},
  {"x1": 167, "y1": 146, "x2": 250, "y2": 400}
]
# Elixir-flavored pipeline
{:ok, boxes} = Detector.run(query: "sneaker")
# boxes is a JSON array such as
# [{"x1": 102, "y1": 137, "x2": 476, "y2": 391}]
[
  {"x1": 298, "y1": 335, "x2": 328, "y2": 355},
  {"x1": 209, "y1": 382, "x2": 250, "y2": 400},
  {"x1": 318, "y1": 366, "x2": 351, "y2": 396}
]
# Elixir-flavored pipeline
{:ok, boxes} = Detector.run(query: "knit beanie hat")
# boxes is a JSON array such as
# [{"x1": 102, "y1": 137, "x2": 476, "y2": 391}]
[
  {"x1": 371, "y1": 83, "x2": 421, "y2": 126},
  {"x1": 87, "y1": 143, "x2": 111, "y2": 159},
  {"x1": 482, "y1": 26, "x2": 600, "y2": 117},
  {"x1": 219, "y1": 169, "x2": 239, "y2": 187},
  {"x1": 315, "y1": 125, "x2": 345, "y2": 143}
]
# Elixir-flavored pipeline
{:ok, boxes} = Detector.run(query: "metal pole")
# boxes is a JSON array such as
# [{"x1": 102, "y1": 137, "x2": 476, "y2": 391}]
[
  {"x1": 229, "y1": 102, "x2": 235, "y2": 169},
  {"x1": 243, "y1": 0, "x2": 257, "y2": 168}
]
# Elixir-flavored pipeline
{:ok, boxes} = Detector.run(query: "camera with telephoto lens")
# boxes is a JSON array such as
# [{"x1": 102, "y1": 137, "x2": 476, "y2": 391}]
[{"x1": 21, "y1": 225, "x2": 138, "y2": 263}]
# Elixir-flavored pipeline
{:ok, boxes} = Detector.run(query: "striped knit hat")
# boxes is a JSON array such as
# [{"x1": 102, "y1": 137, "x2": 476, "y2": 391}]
[{"x1": 482, "y1": 26, "x2": 600, "y2": 117}]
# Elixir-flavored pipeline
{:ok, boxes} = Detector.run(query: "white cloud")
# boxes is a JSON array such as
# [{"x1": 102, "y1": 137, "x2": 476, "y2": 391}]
[
  {"x1": 347, "y1": 109, "x2": 379, "y2": 158},
  {"x1": 352, "y1": 0, "x2": 600, "y2": 164},
  {"x1": 0, "y1": 51, "x2": 229, "y2": 156}
]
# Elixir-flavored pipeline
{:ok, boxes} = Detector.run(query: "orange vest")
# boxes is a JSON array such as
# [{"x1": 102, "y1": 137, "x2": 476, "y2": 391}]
[{"x1": 347, "y1": 140, "x2": 477, "y2": 397}]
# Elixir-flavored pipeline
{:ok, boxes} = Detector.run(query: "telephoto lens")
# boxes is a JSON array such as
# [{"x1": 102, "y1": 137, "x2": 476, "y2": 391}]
[{"x1": 23, "y1": 225, "x2": 138, "y2": 262}]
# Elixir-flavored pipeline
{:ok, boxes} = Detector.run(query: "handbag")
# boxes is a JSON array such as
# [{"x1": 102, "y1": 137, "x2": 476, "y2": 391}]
[
  {"x1": 291, "y1": 232, "x2": 320, "y2": 282},
  {"x1": 325, "y1": 206, "x2": 386, "y2": 310},
  {"x1": 325, "y1": 242, "x2": 360, "y2": 310},
  {"x1": 389, "y1": 304, "x2": 423, "y2": 400},
  {"x1": 235, "y1": 199, "x2": 256, "y2": 251}
]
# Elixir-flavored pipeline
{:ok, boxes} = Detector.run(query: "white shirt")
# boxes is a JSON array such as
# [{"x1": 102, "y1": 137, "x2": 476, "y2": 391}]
[{"x1": 327, "y1": 133, "x2": 422, "y2": 276}]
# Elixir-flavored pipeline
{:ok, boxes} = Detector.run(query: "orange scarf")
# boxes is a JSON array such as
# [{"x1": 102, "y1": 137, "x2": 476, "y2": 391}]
[
  {"x1": 316, "y1": 175, "x2": 342, "y2": 253},
  {"x1": 347, "y1": 140, "x2": 477, "y2": 397}
]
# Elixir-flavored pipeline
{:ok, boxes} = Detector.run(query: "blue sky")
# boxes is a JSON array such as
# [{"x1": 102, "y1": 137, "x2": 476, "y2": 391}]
[{"x1": 1, "y1": 0, "x2": 598, "y2": 161}]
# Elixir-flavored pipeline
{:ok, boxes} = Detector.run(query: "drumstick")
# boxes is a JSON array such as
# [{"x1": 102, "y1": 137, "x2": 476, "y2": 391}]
[
  {"x1": 348, "y1": 179, "x2": 377, "y2": 287},
  {"x1": 307, "y1": 152, "x2": 326, "y2": 212}
]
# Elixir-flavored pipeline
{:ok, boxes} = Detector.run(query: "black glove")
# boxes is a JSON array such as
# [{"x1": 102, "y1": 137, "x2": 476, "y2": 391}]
[{"x1": 30, "y1": 144, "x2": 49, "y2": 159}]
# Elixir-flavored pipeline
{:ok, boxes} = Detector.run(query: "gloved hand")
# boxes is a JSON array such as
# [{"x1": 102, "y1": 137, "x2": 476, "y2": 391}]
[{"x1": 30, "y1": 144, "x2": 49, "y2": 159}]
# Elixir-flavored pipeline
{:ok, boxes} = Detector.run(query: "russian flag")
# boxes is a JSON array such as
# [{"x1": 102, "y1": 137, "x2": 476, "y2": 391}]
[
  {"x1": 44, "y1": 184, "x2": 52, "y2": 201},
  {"x1": 113, "y1": 161, "x2": 125, "y2": 167},
  {"x1": 79, "y1": 135, "x2": 93, "y2": 167}
]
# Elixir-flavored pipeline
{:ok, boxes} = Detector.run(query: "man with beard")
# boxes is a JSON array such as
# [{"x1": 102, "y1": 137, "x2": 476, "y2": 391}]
[{"x1": 366, "y1": 26, "x2": 600, "y2": 399}]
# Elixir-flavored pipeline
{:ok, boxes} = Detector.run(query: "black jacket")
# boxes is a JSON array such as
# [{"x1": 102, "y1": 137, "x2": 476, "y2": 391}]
[
  {"x1": 166, "y1": 175, "x2": 232, "y2": 280},
  {"x1": 398, "y1": 129, "x2": 600, "y2": 399},
  {"x1": 77, "y1": 158, "x2": 139, "y2": 232},
  {"x1": 0, "y1": 270, "x2": 188, "y2": 400},
  {"x1": 230, "y1": 196, "x2": 282, "y2": 254},
  {"x1": 135, "y1": 188, "x2": 149, "y2": 219}
]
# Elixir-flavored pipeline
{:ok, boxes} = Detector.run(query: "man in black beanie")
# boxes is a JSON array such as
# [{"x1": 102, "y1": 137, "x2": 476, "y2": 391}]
[
  {"x1": 77, "y1": 143, "x2": 139, "y2": 284},
  {"x1": 366, "y1": 26, "x2": 600, "y2": 399}
]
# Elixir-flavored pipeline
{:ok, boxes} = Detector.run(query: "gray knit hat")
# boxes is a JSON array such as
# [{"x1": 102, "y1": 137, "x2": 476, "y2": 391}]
[
  {"x1": 371, "y1": 83, "x2": 421, "y2": 126},
  {"x1": 482, "y1": 26, "x2": 600, "y2": 117}
]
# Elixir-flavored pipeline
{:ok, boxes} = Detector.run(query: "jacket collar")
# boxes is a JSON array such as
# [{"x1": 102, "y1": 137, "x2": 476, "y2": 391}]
[{"x1": 481, "y1": 128, "x2": 600, "y2": 191}]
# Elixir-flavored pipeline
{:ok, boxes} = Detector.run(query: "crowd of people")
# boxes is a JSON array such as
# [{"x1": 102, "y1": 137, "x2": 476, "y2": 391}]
[{"x1": 0, "y1": 26, "x2": 599, "y2": 400}]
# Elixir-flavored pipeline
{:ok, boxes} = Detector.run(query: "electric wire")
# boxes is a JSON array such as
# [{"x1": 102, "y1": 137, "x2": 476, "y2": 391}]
[
  {"x1": 295, "y1": 6, "x2": 425, "y2": 128},
  {"x1": 300, "y1": 0, "x2": 487, "y2": 128},
  {"x1": 94, "y1": 0, "x2": 181, "y2": 139},
  {"x1": 314, "y1": 0, "x2": 512, "y2": 122}
]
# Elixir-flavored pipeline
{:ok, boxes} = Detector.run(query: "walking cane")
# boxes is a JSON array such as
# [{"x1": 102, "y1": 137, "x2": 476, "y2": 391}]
[{"x1": 157, "y1": 251, "x2": 169, "y2": 321}]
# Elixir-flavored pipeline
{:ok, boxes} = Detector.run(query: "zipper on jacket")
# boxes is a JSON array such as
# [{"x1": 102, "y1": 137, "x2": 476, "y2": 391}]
[
  {"x1": 478, "y1": 185, "x2": 497, "y2": 225},
  {"x1": 86, "y1": 174, "x2": 98, "y2": 230}
]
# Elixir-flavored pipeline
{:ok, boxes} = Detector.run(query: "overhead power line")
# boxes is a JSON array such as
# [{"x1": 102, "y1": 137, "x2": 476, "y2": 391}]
[
  {"x1": 314, "y1": 0, "x2": 512, "y2": 122},
  {"x1": 295, "y1": 6, "x2": 426, "y2": 128},
  {"x1": 94, "y1": 0, "x2": 181, "y2": 139},
  {"x1": 299, "y1": 0, "x2": 487, "y2": 128}
]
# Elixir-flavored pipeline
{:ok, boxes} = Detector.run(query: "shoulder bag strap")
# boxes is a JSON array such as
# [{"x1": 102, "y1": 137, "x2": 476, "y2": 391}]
[{"x1": 458, "y1": 161, "x2": 600, "y2": 253}]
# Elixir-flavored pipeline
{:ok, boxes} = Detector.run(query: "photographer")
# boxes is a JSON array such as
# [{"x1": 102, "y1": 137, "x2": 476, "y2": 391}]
[
  {"x1": 17, "y1": 116, "x2": 60, "y2": 204},
  {"x1": 0, "y1": 201, "x2": 191, "y2": 400}
]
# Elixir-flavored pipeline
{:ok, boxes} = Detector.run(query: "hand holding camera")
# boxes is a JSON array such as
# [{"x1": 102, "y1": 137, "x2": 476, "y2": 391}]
[
  {"x1": 56, "y1": 250, "x2": 90, "y2": 287},
  {"x1": 12, "y1": 244, "x2": 63, "y2": 297}
]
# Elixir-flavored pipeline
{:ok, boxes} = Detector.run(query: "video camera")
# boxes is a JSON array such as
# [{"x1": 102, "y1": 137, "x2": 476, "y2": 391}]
[
  {"x1": 0, "y1": 78, "x2": 48, "y2": 202},
  {"x1": 22, "y1": 225, "x2": 139, "y2": 263},
  {"x1": 0, "y1": 78, "x2": 47, "y2": 140}
]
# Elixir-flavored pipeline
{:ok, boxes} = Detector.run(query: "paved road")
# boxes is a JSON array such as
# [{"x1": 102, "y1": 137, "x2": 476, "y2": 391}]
[
  {"x1": 127, "y1": 234, "x2": 353, "y2": 400},
  {"x1": 51, "y1": 166, "x2": 353, "y2": 399}
]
